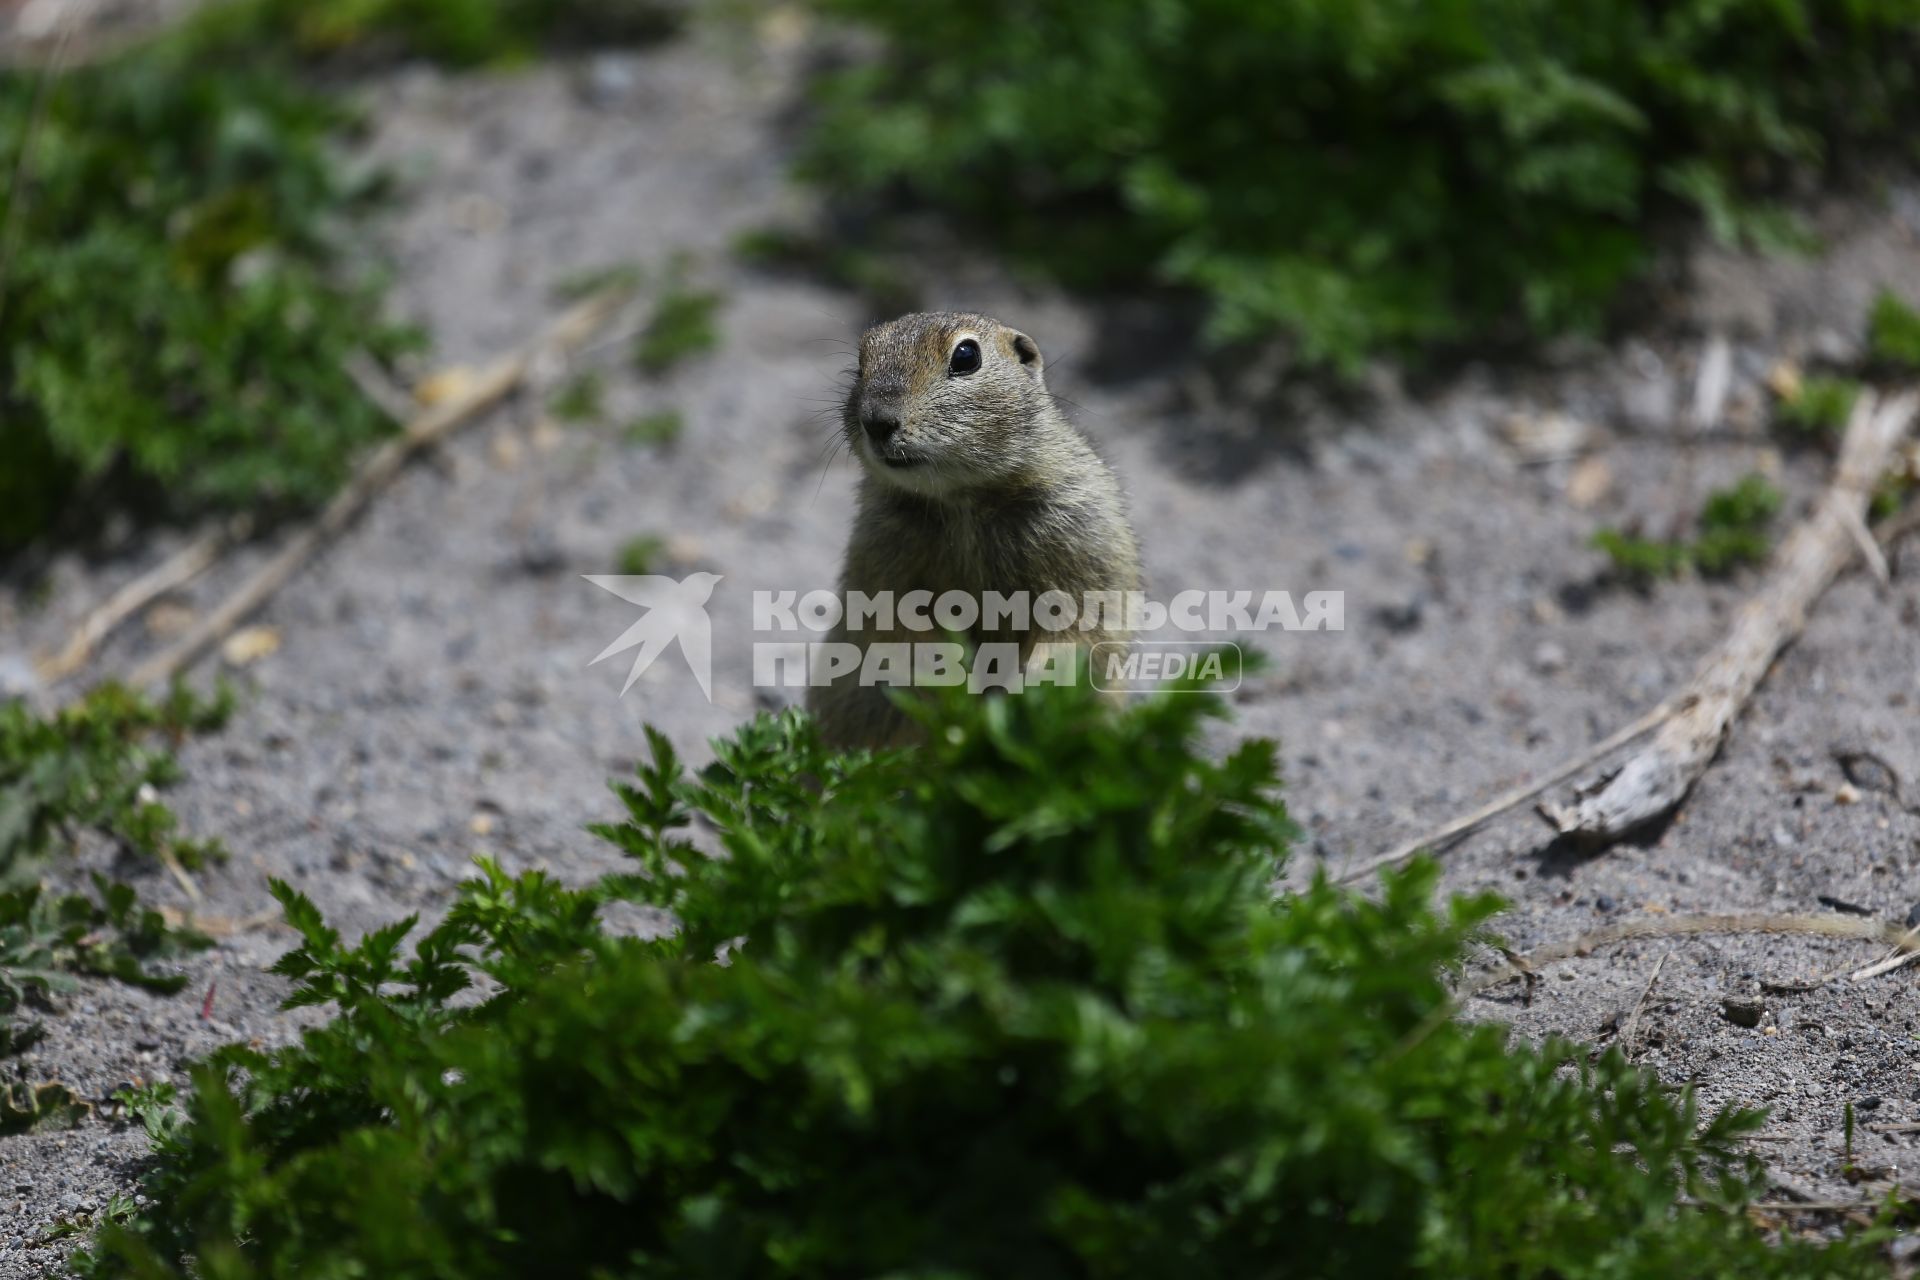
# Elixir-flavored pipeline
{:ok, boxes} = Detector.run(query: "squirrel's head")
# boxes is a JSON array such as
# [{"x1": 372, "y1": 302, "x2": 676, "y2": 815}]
[{"x1": 845, "y1": 311, "x2": 1058, "y2": 496}]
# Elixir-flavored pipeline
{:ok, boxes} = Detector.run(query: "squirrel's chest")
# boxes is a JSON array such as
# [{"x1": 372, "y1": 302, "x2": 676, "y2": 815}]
[{"x1": 849, "y1": 503, "x2": 1058, "y2": 596}]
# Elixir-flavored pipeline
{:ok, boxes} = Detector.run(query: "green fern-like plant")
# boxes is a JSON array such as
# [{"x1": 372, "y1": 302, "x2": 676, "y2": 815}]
[{"x1": 78, "y1": 673, "x2": 1874, "y2": 1277}]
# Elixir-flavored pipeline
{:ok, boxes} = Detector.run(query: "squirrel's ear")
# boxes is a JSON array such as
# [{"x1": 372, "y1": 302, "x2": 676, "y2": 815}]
[{"x1": 1010, "y1": 331, "x2": 1043, "y2": 379}]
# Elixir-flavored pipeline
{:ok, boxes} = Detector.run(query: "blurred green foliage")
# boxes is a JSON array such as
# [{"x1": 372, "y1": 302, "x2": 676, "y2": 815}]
[
  {"x1": 1774, "y1": 374, "x2": 1861, "y2": 435},
  {"x1": 617, "y1": 533, "x2": 666, "y2": 574},
  {"x1": 181, "y1": 0, "x2": 679, "y2": 66},
  {"x1": 0, "y1": 0, "x2": 680, "y2": 552},
  {"x1": 624, "y1": 407, "x2": 685, "y2": 446},
  {"x1": 806, "y1": 0, "x2": 1920, "y2": 370},
  {"x1": 1869, "y1": 289, "x2": 1920, "y2": 370},
  {"x1": 636, "y1": 279, "x2": 724, "y2": 375},
  {"x1": 1594, "y1": 472, "x2": 1783, "y2": 582},
  {"x1": 0, "y1": 42, "x2": 413, "y2": 550},
  {"x1": 549, "y1": 370, "x2": 607, "y2": 423},
  {"x1": 78, "y1": 674, "x2": 1873, "y2": 1276}
]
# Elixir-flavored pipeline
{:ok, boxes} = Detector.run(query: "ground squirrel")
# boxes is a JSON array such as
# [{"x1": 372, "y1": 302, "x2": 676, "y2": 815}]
[{"x1": 808, "y1": 311, "x2": 1141, "y2": 749}]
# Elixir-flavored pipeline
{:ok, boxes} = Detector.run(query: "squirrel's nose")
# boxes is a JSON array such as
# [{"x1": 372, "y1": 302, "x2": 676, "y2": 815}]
[{"x1": 861, "y1": 410, "x2": 901, "y2": 445}]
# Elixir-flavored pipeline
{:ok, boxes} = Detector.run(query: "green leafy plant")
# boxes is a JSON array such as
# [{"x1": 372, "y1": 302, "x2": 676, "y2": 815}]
[
  {"x1": 635, "y1": 270, "x2": 723, "y2": 375},
  {"x1": 617, "y1": 533, "x2": 667, "y2": 575},
  {"x1": 1692, "y1": 473, "x2": 1785, "y2": 573},
  {"x1": 76, "y1": 674, "x2": 1873, "y2": 1277},
  {"x1": 0, "y1": 682, "x2": 232, "y2": 881},
  {"x1": 1774, "y1": 374, "x2": 1861, "y2": 435},
  {"x1": 0, "y1": 43, "x2": 416, "y2": 549},
  {"x1": 1590, "y1": 528, "x2": 1692, "y2": 581},
  {"x1": 0, "y1": 0, "x2": 684, "y2": 551},
  {"x1": 624, "y1": 408, "x2": 684, "y2": 447},
  {"x1": 1594, "y1": 473, "x2": 1783, "y2": 582},
  {"x1": 0, "y1": 683, "x2": 227, "y2": 1053},
  {"x1": 805, "y1": 1, "x2": 1920, "y2": 370},
  {"x1": 1869, "y1": 290, "x2": 1920, "y2": 371},
  {"x1": 2, "y1": 876, "x2": 212, "y2": 1059},
  {"x1": 549, "y1": 371, "x2": 606, "y2": 424}
]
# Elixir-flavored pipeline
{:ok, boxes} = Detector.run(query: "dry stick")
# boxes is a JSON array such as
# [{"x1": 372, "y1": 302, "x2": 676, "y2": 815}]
[
  {"x1": 36, "y1": 515, "x2": 251, "y2": 685},
  {"x1": 1541, "y1": 389, "x2": 1920, "y2": 845},
  {"x1": 1618, "y1": 949, "x2": 1669, "y2": 1058},
  {"x1": 1851, "y1": 923, "x2": 1920, "y2": 982},
  {"x1": 1869, "y1": 1122, "x2": 1920, "y2": 1134},
  {"x1": 1747, "y1": 1200, "x2": 1887, "y2": 1214},
  {"x1": 1354, "y1": 468, "x2": 1920, "y2": 885},
  {"x1": 1839, "y1": 502, "x2": 1892, "y2": 587},
  {"x1": 1339, "y1": 699, "x2": 1679, "y2": 883},
  {"x1": 121, "y1": 286, "x2": 634, "y2": 693},
  {"x1": 1459, "y1": 912, "x2": 1919, "y2": 1002}
]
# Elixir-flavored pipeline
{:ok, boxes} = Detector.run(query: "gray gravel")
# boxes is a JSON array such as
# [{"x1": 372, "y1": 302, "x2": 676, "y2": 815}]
[{"x1": 4, "y1": 17, "x2": 1920, "y2": 1273}]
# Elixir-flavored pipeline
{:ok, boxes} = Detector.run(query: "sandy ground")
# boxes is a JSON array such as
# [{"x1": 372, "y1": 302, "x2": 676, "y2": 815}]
[{"x1": 4, "y1": 16, "x2": 1920, "y2": 1272}]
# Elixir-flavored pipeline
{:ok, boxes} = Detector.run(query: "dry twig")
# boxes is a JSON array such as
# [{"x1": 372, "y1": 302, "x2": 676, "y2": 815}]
[
  {"x1": 119, "y1": 286, "x2": 635, "y2": 692},
  {"x1": 1538, "y1": 390, "x2": 1918, "y2": 845},
  {"x1": 1618, "y1": 949, "x2": 1669, "y2": 1058},
  {"x1": 36, "y1": 516, "x2": 250, "y2": 685},
  {"x1": 1340, "y1": 700, "x2": 1678, "y2": 883},
  {"x1": 1461, "y1": 912, "x2": 1917, "y2": 1001}
]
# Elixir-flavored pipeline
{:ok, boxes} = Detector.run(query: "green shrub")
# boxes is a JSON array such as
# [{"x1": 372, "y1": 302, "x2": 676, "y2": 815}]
[
  {"x1": 0, "y1": 44, "x2": 413, "y2": 550},
  {"x1": 1594, "y1": 472, "x2": 1782, "y2": 582},
  {"x1": 78, "y1": 674, "x2": 1871, "y2": 1277},
  {"x1": 804, "y1": 0, "x2": 1920, "y2": 370},
  {"x1": 0, "y1": 0, "x2": 682, "y2": 552}
]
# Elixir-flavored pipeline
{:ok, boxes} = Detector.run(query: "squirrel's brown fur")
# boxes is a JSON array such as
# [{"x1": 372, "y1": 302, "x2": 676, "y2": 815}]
[{"x1": 808, "y1": 311, "x2": 1141, "y2": 749}]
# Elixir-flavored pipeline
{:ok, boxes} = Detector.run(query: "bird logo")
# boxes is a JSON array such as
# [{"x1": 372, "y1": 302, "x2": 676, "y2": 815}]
[{"x1": 583, "y1": 572, "x2": 723, "y2": 700}]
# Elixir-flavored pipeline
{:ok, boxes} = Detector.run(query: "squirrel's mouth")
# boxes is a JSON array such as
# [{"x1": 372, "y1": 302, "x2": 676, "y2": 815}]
[{"x1": 879, "y1": 454, "x2": 925, "y2": 470}]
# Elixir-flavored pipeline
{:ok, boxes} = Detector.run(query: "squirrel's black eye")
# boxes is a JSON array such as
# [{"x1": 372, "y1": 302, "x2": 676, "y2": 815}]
[{"x1": 948, "y1": 338, "x2": 982, "y2": 376}]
